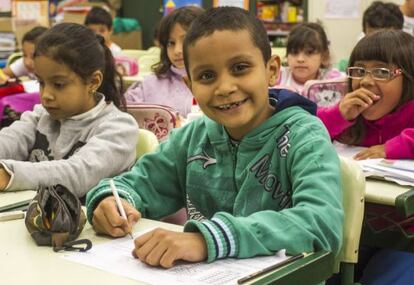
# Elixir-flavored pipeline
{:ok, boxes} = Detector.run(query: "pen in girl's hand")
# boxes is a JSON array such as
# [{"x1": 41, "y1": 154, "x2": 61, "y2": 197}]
[{"x1": 109, "y1": 179, "x2": 134, "y2": 239}]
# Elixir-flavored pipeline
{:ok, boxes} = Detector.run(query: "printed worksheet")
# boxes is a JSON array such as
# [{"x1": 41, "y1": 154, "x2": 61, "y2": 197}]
[{"x1": 63, "y1": 231, "x2": 289, "y2": 285}]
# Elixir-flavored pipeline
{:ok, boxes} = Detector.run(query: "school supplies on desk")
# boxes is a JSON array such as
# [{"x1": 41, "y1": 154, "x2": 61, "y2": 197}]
[
  {"x1": 358, "y1": 158, "x2": 414, "y2": 186},
  {"x1": 333, "y1": 142, "x2": 414, "y2": 186},
  {"x1": 109, "y1": 179, "x2": 134, "y2": 239},
  {"x1": 25, "y1": 184, "x2": 90, "y2": 251},
  {"x1": 63, "y1": 230, "x2": 292, "y2": 285}
]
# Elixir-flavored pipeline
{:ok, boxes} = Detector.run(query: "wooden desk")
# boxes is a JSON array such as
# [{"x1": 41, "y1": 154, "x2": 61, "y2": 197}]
[
  {"x1": 362, "y1": 179, "x2": 414, "y2": 251},
  {"x1": 0, "y1": 217, "x2": 333, "y2": 285},
  {"x1": 0, "y1": 190, "x2": 36, "y2": 212},
  {"x1": 0, "y1": 218, "x2": 181, "y2": 284},
  {"x1": 365, "y1": 179, "x2": 414, "y2": 217}
]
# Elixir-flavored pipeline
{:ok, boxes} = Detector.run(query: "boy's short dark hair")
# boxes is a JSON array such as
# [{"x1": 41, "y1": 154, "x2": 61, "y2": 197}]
[
  {"x1": 84, "y1": 6, "x2": 113, "y2": 29},
  {"x1": 183, "y1": 7, "x2": 271, "y2": 78},
  {"x1": 22, "y1": 26, "x2": 48, "y2": 44},
  {"x1": 362, "y1": 1, "x2": 403, "y2": 33}
]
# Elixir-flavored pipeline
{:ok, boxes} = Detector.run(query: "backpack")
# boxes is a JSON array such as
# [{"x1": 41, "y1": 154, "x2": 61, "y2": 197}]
[{"x1": 127, "y1": 103, "x2": 179, "y2": 141}]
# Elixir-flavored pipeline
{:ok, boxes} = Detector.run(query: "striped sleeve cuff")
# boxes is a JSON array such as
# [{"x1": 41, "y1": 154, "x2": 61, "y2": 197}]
[
  {"x1": 86, "y1": 182, "x2": 137, "y2": 224},
  {"x1": 184, "y1": 215, "x2": 238, "y2": 263}
]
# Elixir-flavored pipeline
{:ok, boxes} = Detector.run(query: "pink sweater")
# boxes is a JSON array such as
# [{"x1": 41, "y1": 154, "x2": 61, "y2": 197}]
[
  {"x1": 124, "y1": 66, "x2": 193, "y2": 117},
  {"x1": 317, "y1": 100, "x2": 414, "y2": 159}
]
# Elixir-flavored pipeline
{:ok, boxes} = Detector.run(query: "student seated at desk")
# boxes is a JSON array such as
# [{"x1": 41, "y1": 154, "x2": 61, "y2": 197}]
[
  {"x1": 84, "y1": 6, "x2": 122, "y2": 55},
  {"x1": 275, "y1": 23, "x2": 344, "y2": 95},
  {"x1": 87, "y1": 7, "x2": 343, "y2": 268},
  {"x1": 0, "y1": 23, "x2": 138, "y2": 200},
  {"x1": 0, "y1": 26, "x2": 48, "y2": 85},
  {"x1": 124, "y1": 6, "x2": 204, "y2": 118},
  {"x1": 317, "y1": 30, "x2": 414, "y2": 160}
]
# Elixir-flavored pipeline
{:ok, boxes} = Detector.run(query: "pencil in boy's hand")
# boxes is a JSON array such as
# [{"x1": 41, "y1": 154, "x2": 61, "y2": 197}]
[{"x1": 109, "y1": 179, "x2": 134, "y2": 239}]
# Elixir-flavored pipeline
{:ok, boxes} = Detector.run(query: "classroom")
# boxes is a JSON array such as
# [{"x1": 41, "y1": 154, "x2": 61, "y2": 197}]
[{"x1": 0, "y1": 0, "x2": 414, "y2": 284}]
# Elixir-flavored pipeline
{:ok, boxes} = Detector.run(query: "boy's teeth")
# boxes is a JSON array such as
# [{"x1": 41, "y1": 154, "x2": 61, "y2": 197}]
[{"x1": 218, "y1": 101, "x2": 242, "y2": 110}]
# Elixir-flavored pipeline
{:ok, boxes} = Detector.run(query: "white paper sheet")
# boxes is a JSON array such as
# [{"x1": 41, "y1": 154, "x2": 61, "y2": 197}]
[
  {"x1": 325, "y1": 0, "x2": 360, "y2": 19},
  {"x1": 63, "y1": 230, "x2": 289, "y2": 285}
]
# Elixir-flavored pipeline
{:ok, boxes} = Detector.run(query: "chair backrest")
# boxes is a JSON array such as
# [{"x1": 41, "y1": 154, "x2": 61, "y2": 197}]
[
  {"x1": 303, "y1": 78, "x2": 348, "y2": 107},
  {"x1": 127, "y1": 103, "x2": 178, "y2": 142},
  {"x1": 146, "y1": 46, "x2": 161, "y2": 55},
  {"x1": 334, "y1": 156, "x2": 366, "y2": 272},
  {"x1": 121, "y1": 49, "x2": 150, "y2": 62},
  {"x1": 6, "y1": 52, "x2": 23, "y2": 67},
  {"x1": 138, "y1": 54, "x2": 160, "y2": 74},
  {"x1": 136, "y1": 129, "x2": 159, "y2": 159}
]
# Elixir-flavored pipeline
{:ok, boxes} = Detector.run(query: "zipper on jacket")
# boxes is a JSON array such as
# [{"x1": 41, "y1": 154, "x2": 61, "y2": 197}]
[{"x1": 229, "y1": 142, "x2": 239, "y2": 192}]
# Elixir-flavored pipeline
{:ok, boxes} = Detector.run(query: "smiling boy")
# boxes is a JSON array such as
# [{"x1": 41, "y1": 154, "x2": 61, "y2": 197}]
[{"x1": 86, "y1": 7, "x2": 343, "y2": 268}]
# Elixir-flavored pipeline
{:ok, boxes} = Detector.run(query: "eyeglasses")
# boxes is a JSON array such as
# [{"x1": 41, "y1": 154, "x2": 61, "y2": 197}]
[{"x1": 347, "y1": 67, "x2": 402, "y2": 81}]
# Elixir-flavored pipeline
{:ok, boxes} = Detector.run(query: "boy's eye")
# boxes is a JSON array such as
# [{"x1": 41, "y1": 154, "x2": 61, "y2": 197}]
[
  {"x1": 198, "y1": 71, "x2": 215, "y2": 82},
  {"x1": 53, "y1": 82, "x2": 65, "y2": 89},
  {"x1": 232, "y1": 63, "x2": 250, "y2": 73},
  {"x1": 167, "y1": 40, "x2": 175, "y2": 47}
]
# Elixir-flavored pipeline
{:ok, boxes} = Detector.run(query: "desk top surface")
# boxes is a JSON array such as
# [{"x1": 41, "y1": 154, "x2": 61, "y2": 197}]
[
  {"x1": 0, "y1": 218, "x2": 181, "y2": 284},
  {"x1": 365, "y1": 179, "x2": 413, "y2": 206},
  {"x1": 0, "y1": 190, "x2": 36, "y2": 208}
]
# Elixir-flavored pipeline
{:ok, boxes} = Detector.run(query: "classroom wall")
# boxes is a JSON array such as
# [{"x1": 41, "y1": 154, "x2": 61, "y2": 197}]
[{"x1": 308, "y1": 0, "x2": 403, "y2": 64}]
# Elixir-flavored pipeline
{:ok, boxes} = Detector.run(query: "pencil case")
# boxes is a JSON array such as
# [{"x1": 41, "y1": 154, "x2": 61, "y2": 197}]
[{"x1": 114, "y1": 55, "x2": 139, "y2": 76}]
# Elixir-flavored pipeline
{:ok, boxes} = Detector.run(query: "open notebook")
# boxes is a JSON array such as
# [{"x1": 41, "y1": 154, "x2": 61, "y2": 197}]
[{"x1": 334, "y1": 141, "x2": 414, "y2": 186}]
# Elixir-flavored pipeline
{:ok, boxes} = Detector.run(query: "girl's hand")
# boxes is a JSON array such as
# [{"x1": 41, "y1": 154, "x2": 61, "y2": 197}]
[
  {"x1": 0, "y1": 168, "x2": 10, "y2": 190},
  {"x1": 92, "y1": 196, "x2": 140, "y2": 237},
  {"x1": 132, "y1": 228, "x2": 207, "y2": 268},
  {"x1": 354, "y1": 144, "x2": 386, "y2": 160},
  {"x1": 339, "y1": 88, "x2": 380, "y2": 121}
]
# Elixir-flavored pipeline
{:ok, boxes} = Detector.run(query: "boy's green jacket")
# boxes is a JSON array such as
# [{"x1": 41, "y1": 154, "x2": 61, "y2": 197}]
[{"x1": 87, "y1": 89, "x2": 344, "y2": 262}]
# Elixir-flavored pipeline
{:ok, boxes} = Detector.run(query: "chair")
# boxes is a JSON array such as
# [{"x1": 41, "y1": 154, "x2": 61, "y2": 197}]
[
  {"x1": 250, "y1": 156, "x2": 365, "y2": 285},
  {"x1": 121, "y1": 49, "x2": 150, "y2": 62},
  {"x1": 302, "y1": 78, "x2": 348, "y2": 107},
  {"x1": 6, "y1": 52, "x2": 23, "y2": 67},
  {"x1": 146, "y1": 46, "x2": 161, "y2": 55},
  {"x1": 136, "y1": 128, "x2": 159, "y2": 159},
  {"x1": 334, "y1": 156, "x2": 366, "y2": 285},
  {"x1": 138, "y1": 54, "x2": 160, "y2": 74},
  {"x1": 127, "y1": 103, "x2": 179, "y2": 142}
]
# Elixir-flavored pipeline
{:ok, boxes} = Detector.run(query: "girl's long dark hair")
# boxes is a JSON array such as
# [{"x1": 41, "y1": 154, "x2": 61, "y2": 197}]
[
  {"x1": 340, "y1": 30, "x2": 414, "y2": 144},
  {"x1": 153, "y1": 6, "x2": 204, "y2": 79},
  {"x1": 35, "y1": 23, "x2": 125, "y2": 108}
]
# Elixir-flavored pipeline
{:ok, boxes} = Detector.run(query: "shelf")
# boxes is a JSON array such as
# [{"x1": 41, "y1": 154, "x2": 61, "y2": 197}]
[{"x1": 267, "y1": 30, "x2": 290, "y2": 36}]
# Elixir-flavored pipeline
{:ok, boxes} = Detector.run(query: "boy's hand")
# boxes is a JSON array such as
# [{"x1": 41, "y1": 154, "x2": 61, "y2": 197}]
[
  {"x1": 92, "y1": 196, "x2": 140, "y2": 237},
  {"x1": 0, "y1": 168, "x2": 11, "y2": 191},
  {"x1": 354, "y1": 144, "x2": 386, "y2": 160},
  {"x1": 132, "y1": 228, "x2": 207, "y2": 268},
  {"x1": 339, "y1": 88, "x2": 380, "y2": 121}
]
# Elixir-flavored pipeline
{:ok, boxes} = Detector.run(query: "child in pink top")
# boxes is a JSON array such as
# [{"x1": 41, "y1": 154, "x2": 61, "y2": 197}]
[
  {"x1": 124, "y1": 6, "x2": 203, "y2": 117},
  {"x1": 318, "y1": 30, "x2": 414, "y2": 160},
  {"x1": 276, "y1": 23, "x2": 344, "y2": 94}
]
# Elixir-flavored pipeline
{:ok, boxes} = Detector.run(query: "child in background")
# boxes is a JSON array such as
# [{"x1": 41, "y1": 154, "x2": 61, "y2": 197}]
[
  {"x1": 124, "y1": 6, "x2": 204, "y2": 118},
  {"x1": 400, "y1": 0, "x2": 414, "y2": 35},
  {"x1": 276, "y1": 22, "x2": 343, "y2": 94},
  {"x1": 0, "y1": 26, "x2": 48, "y2": 85},
  {"x1": 362, "y1": 1, "x2": 403, "y2": 36},
  {"x1": 87, "y1": 7, "x2": 343, "y2": 268},
  {"x1": 0, "y1": 23, "x2": 138, "y2": 200},
  {"x1": 84, "y1": 6, "x2": 122, "y2": 55},
  {"x1": 318, "y1": 30, "x2": 414, "y2": 160}
]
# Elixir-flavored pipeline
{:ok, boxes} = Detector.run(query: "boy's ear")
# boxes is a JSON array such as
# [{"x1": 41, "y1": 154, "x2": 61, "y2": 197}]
[
  {"x1": 88, "y1": 70, "x2": 103, "y2": 94},
  {"x1": 268, "y1": 55, "x2": 281, "y2": 86}
]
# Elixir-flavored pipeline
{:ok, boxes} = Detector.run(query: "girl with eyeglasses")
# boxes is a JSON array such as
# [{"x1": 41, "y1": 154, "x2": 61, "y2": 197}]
[{"x1": 318, "y1": 29, "x2": 414, "y2": 160}]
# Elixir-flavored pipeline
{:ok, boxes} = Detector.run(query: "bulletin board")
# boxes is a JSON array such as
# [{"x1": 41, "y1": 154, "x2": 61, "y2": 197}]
[
  {"x1": 163, "y1": 0, "x2": 203, "y2": 15},
  {"x1": 213, "y1": 0, "x2": 249, "y2": 10}
]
